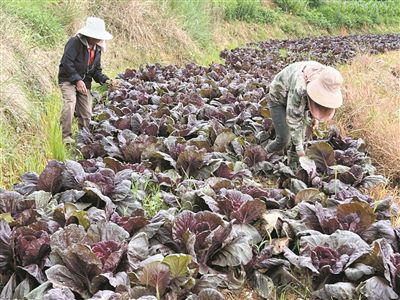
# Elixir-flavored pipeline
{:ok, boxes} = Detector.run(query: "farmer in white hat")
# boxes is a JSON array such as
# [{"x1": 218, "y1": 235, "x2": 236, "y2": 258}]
[
  {"x1": 58, "y1": 17, "x2": 113, "y2": 144},
  {"x1": 265, "y1": 61, "x2": 344, "y2": 169}
]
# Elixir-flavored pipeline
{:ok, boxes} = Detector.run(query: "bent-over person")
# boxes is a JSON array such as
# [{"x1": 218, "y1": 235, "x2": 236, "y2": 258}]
[{"x1": 266, "y1": 61, "x2": 344, "y2": 169}]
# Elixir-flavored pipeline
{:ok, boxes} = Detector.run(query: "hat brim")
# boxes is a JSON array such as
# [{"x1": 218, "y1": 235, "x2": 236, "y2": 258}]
[
  {"x1": 308, "y1": 98, "x2": 336, "y2": 122},
  {"x1": 78, "y1": 27, "x2": 113, "y2": 40},
  {"x1": 306, "y1": 77, "x2": 342, "y2": 109}
]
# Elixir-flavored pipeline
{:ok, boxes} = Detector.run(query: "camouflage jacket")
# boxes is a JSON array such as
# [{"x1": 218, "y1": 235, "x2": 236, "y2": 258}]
[{"x1": 268, "y1": 61, "x2": 324, "y2": 153}]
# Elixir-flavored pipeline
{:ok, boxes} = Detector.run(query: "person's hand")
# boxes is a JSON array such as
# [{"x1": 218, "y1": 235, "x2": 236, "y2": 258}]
[
  {"x1": 312, "y1": 118, "x2": 320, "y2": 131},
  {"x1": 76, "y1": 80, "x2": 87, "y2": 95},
  {"x1": 106, "y1": 79, "x2": 120, "y2": 87},
  {"x1": 297, "y1": 150, "x2": 306, "y2": 157}
]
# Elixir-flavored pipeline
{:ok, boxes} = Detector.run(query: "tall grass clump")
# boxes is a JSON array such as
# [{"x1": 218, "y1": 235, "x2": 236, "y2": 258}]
[
  {"x1": 213, "y1": 0, "x2": 277, "y2": 23},
  {"x1": 42, "y1": 94, "x2": 69, "y2": 162}
]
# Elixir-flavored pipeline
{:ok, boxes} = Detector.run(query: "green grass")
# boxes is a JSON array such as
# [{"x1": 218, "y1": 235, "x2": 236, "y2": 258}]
[
  {"x1": 0, "y1": 0, "x2": 66, "y2": 47},
  {"x1": 212, "y1": 0, "x2": 277, "y2": 23},
  {"x1": 42, "y1": 94, "x2": 70, "y2": 162},
  {"x1": 0, "y1": 92, "x2": 73, "y2": 189},
  {"x1": 131, "y1": 180, "x2": 168, "y2": 217},
  {"x1": 274, "y1": 0, "x2": 400, "y2": 31},
  {"x1": 163, "y1": 0, "x2": 214, "y2": 47}
]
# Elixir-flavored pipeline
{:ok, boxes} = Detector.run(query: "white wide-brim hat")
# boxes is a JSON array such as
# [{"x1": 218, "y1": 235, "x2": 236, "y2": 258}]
[
  {"x1": 306, "y1": 66, "x2": 343, "y2": 109},
  {"x1": 77, "y1": 17, "x2": 113, "y2": 40}
]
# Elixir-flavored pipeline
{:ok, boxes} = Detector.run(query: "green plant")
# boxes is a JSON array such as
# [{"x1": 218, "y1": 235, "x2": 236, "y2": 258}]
[
  {"x1": 274, "y1": 0, "x2": 309, "y2": 15},
  {"x1": 164, "y1": 0, "x2": 213, "y2": 47},
  {"x1": 213, "y1": 0, "x2": 277, "y2": 23},
  {"x1": 142, "y1": 189, "x2": 166, "y2": 218},
  {"x1": 42, "y1": 94, "x2": 71, "y2": 162},
  {"x1": 0, "y1": 0, "x2": 66, "y2": 47},
  {"x1": 131, "y1": 180, "x2": 167, "y2": 218}
]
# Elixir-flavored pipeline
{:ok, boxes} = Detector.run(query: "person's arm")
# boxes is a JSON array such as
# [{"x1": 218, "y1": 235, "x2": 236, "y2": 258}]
[
  {"x1": 92, "y1": 53, "x2": 109, "y2": 84},
  {"x1": 286, "y1": 89, "x2": 307, "y2": 156},
  {"x1": 61, "y1": 37, "x2": 83, "y2": 84}
]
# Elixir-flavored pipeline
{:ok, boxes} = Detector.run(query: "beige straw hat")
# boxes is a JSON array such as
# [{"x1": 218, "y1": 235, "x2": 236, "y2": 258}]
[
  {"x1": 77, "y1": 17, "x2": 113, "y2": 40},
  {"x1": 306, "y1": 66, "x2": 343, "y2": 109}
]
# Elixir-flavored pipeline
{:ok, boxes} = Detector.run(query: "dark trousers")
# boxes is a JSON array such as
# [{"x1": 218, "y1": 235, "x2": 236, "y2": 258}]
[
  {"x1": 266, "y1": 101, "x2": 290, "y2": 152},
  {"x1": 266, "y1": 101, "x2": 298, "y2": 168}
]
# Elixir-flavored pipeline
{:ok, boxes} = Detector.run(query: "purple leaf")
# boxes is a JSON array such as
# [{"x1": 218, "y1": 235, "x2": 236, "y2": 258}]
[{"x1": 140, "y1": 262, "x2": 171, "y2": 298}]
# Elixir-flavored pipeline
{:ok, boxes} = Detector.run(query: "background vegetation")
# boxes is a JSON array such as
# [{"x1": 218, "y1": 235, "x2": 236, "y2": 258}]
[{"x1": 0, "y1": 0, "x2": 399, "y2": 188}]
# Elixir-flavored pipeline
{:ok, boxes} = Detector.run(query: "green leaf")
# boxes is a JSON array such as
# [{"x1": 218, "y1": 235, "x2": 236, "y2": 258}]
[
  {"x1": 162, "y1": 254, "x2": 192, "y2": 278},
  {"x1": 232, "y1": 224, "x2": 262, "y2": 244},
  {"x1": 25, "y1": 282, "x2": 52, "y2": 300},
  {"x1": 313, "y1": 282, "x2": 356, "y2": 299},
  {"x1": 70, "y1": 210, "x2": 90, "y2": 230},
  {"x1": 356, "y1": 276, "x2": 398, "y2": 300},
  {"x1": 0, "y1": 213, "x2": 14, "y2": 223},
  {"x1": 26, "y1": 191, "x2": 52, "y2": 210}
]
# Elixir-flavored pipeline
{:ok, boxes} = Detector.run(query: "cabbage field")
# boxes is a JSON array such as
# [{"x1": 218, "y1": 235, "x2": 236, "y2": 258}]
[{"x1": 1, "y1": 34, "x2": 400, "y2": 300}]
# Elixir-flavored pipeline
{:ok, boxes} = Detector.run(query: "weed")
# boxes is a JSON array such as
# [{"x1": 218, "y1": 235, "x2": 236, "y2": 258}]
[
  {"x1": 142, "y1": 189, "x2": 166, "y2": 218},
  {"x1": 131, "y1": 179, "x2": 168, "y2": 218},
  {"x1": 42, "y1": 94, "x2": 67, "y2": 161}
]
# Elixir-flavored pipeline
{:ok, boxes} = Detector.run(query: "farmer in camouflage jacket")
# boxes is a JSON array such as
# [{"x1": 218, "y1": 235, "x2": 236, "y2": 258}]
[{"x1": 266, "y1": 61, "x2": 344, "y2": 168}]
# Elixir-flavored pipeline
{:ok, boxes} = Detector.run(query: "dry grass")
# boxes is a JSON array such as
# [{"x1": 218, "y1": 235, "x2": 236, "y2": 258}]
[
  {"x1": 91, "y1": 0, "x2": 202, "y2": 71},
  {"x1": 337, "y1": 51, "x2": 400, "y2": 184},
  {"x1": 0, "y1": 8, "x2": 57, "y2": 122},
  {"x1": 366, "y1": 184, "x2": 400, "y2": 226}
]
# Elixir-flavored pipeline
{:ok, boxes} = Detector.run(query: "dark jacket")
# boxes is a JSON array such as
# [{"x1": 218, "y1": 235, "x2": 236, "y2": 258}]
[{"x1": 58, "y1": 34, "x2": 109, "y2": 89}]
